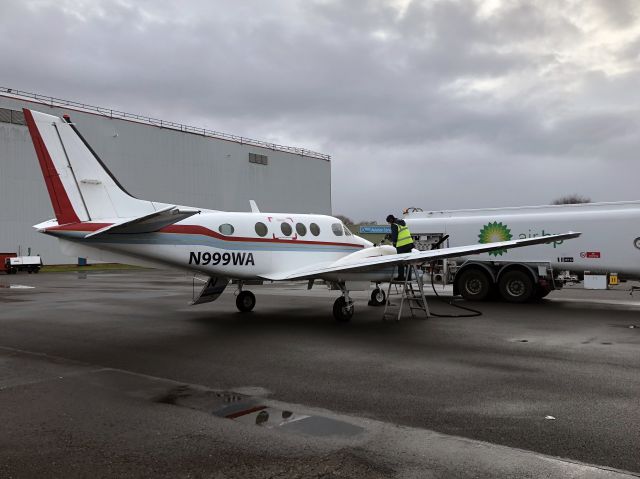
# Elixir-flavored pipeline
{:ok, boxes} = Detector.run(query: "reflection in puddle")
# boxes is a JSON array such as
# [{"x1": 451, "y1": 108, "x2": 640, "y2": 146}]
[{"x1": 156, "y1": 385, "x2": 364, "y2": 438}]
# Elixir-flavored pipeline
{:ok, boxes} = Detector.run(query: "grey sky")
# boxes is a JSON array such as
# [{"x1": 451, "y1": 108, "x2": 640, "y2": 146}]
[{"x1": 2, "y1": 0, "x2": 639, "y2": 221}]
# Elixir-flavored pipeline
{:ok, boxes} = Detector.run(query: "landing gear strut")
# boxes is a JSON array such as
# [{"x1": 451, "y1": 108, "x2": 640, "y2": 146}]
[
  {"x1": 235, "y1": 281, "x2": 256, "y2": 312},
  {"x1": 332, "y1": 283, "x2": 354, "y2": 322}
]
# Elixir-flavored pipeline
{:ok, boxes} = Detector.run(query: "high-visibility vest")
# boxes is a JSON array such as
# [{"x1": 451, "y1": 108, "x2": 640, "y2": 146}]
[{"x1": 396, "y1": 224, "x2": 413, "y2": 247}]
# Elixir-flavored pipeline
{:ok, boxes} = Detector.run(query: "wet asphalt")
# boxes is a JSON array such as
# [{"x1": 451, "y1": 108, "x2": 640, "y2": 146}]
[{"x1": 1, "y1": 270, "x2": 639, "y2": 478}]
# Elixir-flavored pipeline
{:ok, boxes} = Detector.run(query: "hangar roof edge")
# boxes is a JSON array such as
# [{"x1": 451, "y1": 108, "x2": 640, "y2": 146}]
[{"x1": 0, "y1": 86, "x2": 330, "y2": 161}]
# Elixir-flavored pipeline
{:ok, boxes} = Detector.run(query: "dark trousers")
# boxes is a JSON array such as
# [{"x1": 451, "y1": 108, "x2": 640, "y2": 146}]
[{"x1": 396, "y1": 243, "x2": 414, "y2": 279}]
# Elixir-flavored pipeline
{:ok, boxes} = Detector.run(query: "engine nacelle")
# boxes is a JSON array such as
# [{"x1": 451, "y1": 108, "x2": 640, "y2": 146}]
[{"x1": 331, "y1": 245, "x2": 397, "y2": 267}]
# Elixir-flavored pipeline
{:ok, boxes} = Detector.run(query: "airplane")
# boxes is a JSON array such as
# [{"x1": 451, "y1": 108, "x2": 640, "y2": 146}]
[{"x1": 23, "y1": 108, "x2": 580, "y2": 321}]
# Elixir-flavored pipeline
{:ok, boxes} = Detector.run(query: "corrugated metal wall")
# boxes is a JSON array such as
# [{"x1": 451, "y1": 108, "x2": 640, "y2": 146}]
[{"x1": 0, "y1": 94, "x2": 331, "y2": 264}]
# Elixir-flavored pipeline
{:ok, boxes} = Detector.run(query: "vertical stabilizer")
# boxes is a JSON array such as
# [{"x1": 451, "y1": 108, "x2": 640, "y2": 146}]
[{"x1": 24, "y1": 109, "x2": 156, "y2": 223}]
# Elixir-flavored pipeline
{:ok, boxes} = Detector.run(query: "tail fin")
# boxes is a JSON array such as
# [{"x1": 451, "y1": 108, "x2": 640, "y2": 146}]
[{"x1": 24, "y1": 109, "x2": 156, "y2": 224}]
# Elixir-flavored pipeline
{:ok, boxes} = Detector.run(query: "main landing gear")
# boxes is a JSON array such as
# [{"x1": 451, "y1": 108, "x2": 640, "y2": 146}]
[
  {"x1": 332, "y1": 283, "x2": 354, "y2": 322},
  {"x1": 235, "y1": 281, "x2": 256, "y2": 312}
]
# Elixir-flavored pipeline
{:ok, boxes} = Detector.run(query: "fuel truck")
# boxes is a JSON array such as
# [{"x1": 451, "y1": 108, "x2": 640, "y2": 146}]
[{"x1": 403, "y1": 201, "x2": 640, "y2": 302}]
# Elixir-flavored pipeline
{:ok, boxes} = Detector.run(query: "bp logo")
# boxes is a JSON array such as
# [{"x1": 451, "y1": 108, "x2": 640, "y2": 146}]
[{"x1": 478, "y1": 221, "x2": 512, "y2": 256}]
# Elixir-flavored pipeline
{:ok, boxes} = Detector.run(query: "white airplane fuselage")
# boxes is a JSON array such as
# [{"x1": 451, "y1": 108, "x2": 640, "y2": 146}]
[{"x1": 44, "y1": 210, "x2": 393, "y2": 282}]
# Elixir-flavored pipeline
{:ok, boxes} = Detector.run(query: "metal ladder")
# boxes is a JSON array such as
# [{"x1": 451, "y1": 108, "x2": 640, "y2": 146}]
[{"x1": 382, "y1": 264, "x2": 431, "y2": 321}]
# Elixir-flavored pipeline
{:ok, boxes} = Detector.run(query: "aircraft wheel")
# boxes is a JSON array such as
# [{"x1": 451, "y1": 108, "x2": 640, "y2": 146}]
[
  {"x1": 236, "y1": 290, "x2": 256, "y2": 312},
  {"x1": 333, "y1": 297, "x2": 354, "y2": 322},
  {"x1": 498, "y1": 270, "x2": 534, "y2": 303},
  {"x1": 369, "y1": 288, "x2": 386, "y2": 306}
]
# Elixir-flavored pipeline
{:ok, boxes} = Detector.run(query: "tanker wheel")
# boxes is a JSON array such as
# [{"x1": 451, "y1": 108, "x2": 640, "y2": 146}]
[
  {"x1": 457, "y1": 269, "x2": 492, "y2": 301},
  {"x1": 498, "y1": 270, "x2": 534, "y2": 303}
]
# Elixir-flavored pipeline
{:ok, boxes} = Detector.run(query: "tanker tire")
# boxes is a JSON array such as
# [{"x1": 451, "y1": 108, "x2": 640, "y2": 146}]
[
  {"x1": 499, "y1": 270, "x2": 534, "y2": 303},
  {"x1": 457, "y1": 269, "x2": 491, "y2": 301}
]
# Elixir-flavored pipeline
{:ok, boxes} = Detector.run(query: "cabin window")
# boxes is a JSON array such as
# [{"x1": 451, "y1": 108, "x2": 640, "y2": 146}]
[
  {"x1": 255, "y1": 222, "x2": 268, "y2": 237},
  {"x1": 310, "y1": 223, "x2": 320, "y2": 236},
  {"x1": 296, "y1": 223, "x2": 307, "y2": 236},
  {"x1": 331, "y1": 223, "x2": 344, "y2": 236},
  {"x1": 281, "y1": 222, "x2": 293, "y2": 236},
  {"x1": 219, "y1": 223, "x2": 235, "y2": 235}
]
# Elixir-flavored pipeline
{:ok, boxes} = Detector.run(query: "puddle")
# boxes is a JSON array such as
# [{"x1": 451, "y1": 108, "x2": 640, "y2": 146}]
[
  {"x1": 156, "y1": 385, "x2": 364, "y2": 438},
  {"x1": 0, "y1": 284, "x2": 35, "y2": 289}
]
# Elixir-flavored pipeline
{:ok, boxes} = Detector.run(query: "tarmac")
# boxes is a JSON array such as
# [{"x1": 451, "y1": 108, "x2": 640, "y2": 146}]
[{"x1": 1, "y1": 270, "x2": 639, "y2": 478}]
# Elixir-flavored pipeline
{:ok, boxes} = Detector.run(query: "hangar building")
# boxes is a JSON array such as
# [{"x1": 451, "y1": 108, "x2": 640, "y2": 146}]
[
  {"x1": 0, "y1": 87, "x2": 331, "y2": 264},
  {"x1": 0, "y1": 88, "x2": 331, "y2": 264}
]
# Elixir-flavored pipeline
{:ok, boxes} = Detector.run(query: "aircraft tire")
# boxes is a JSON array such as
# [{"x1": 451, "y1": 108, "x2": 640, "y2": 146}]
[
  {"x1": 333, "y1": 297, "x2": 354, "y2": 322},
  {"x1": 236, "y1": 291, "x2": 256, "y2": 312},
  {"x1": 369, "y1": 288, "x2": 386, "y2": 306},
  {"x1": 498, "y1": 270, "x2": 534, "y2": 303}
]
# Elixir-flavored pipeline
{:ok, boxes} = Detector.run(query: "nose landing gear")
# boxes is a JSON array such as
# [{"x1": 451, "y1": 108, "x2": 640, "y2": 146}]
[{"x1": 369, "y1": 284, "x2": 386, "y2": 306}]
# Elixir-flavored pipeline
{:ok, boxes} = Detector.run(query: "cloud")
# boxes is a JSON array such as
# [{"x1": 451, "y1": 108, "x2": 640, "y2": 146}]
[{"x1": 2, "y1": 0, "x2": 640, "y2": 221}]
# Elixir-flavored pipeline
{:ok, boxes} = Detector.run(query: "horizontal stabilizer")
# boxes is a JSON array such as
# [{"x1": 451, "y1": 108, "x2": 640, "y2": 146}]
[{"x1": 85, "y1": 206, "x2": 200, "y2": 238}]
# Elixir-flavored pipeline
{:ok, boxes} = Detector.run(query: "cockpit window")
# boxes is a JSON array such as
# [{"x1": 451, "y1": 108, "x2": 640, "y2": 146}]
[
  {"x1": 331, "y1": 223, "x2": 344, "y2": 236},
  {"x1": 343, "y1": 225, "x2": 353, "y2": 236}
]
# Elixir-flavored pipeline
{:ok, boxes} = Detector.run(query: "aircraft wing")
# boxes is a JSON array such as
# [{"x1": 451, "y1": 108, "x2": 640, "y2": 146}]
[
  {"x1": 84, "y1": 206, "x2": 200, "y2": 238},
  {"x1": 261, "y1": 232, "x2": 581, "y2": 281}
]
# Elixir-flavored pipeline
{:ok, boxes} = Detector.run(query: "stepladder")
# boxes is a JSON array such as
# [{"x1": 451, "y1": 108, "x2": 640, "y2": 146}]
[{"x1": 382, "y1": 264, "x2": 431, "y2": 321}]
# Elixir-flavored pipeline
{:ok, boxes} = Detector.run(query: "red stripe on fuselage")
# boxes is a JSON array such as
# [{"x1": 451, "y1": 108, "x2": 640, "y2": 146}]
[
  {"x1": 162, "y1": 224, "x2": 363, "y2": 248},
  {"x1": 45, "y1": 222, "x2": 364, "y2": 248},
  {"x1": 24, "y1": 109, "x2": 80, "y2": 225}
]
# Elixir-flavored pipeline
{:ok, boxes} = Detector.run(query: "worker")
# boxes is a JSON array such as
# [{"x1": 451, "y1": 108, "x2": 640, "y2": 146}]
[{"x1": 386, "y1": 214, "x2": 415, "y2": 280}]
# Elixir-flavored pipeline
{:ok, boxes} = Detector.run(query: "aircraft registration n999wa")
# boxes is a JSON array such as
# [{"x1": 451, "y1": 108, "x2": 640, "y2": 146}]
[{"x1": 23, "y1": 109, "x2": 580, "y2": 321}]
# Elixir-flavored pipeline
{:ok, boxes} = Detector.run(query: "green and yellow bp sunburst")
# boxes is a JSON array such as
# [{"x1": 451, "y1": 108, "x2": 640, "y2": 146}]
[{"x1": 478, "y1": 221, "x2": 512, "y2": 256}]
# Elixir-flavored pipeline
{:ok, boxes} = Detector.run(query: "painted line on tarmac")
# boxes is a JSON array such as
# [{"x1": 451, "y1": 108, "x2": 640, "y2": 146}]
[{"x1": 549, "y1": 298, "x2": 640, "y2": 308}]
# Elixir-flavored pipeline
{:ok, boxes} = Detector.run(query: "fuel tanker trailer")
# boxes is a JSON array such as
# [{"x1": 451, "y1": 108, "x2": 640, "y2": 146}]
[{"x1": 403, "y1": 201, "x2": 640, "y2": 302}]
